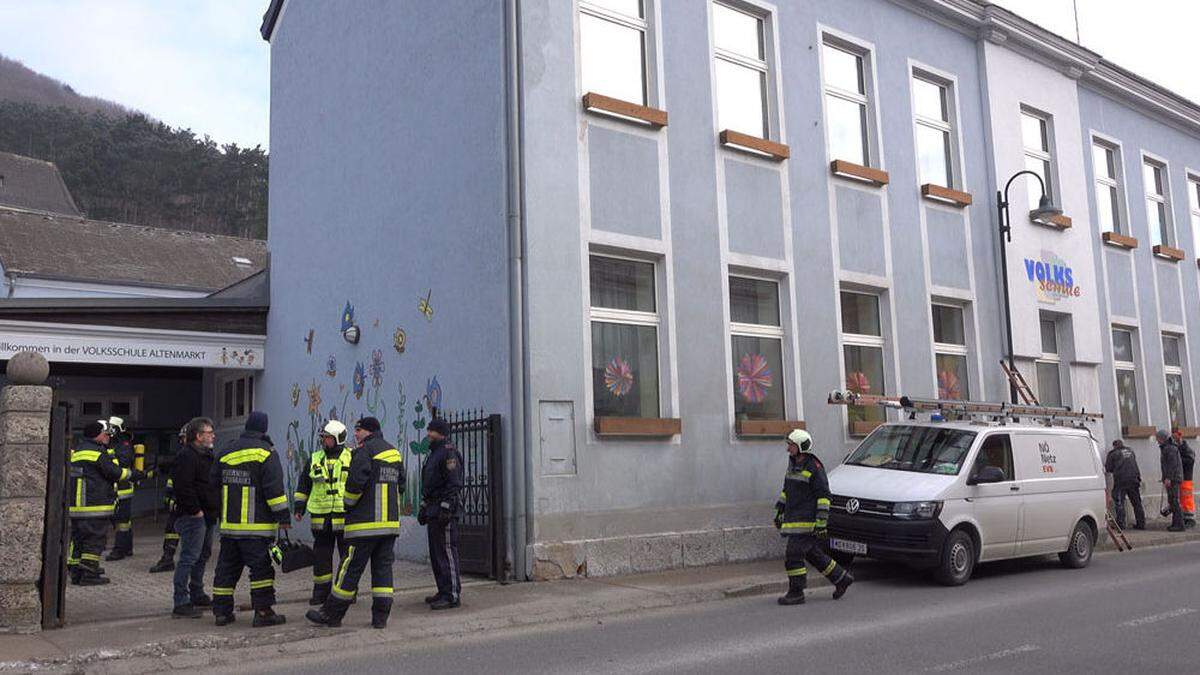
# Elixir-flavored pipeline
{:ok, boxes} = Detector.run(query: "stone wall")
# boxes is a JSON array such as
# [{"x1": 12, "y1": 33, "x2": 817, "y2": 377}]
[{"x1": 0, "y1": 372, "x2": 52, "y2": 632}]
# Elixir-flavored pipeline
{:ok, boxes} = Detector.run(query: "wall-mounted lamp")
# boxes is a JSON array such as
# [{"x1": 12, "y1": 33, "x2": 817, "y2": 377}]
[{"x1": 342, "y1": 324, "x2": 360, "y2": 345}]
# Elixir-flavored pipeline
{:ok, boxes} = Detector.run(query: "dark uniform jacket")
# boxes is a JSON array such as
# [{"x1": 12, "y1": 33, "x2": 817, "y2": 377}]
[
  {"x1": 173, "y1": 442, "x2": 219, "y2": 524},
  {"x1": 1105, "y1": 444, "x2": 1141, "y2": 486},
  {"x1": 421, "y1": 438, "x2": 464, "y2": 520},
  {"x1": 109, "y1": 435, "x2": 135, "y2": 500},
  {"x1": 1161, "y1": 441, "x2": 1184, "y2": 483},
  {"x1": 774, "y1": 452, "x2": 831, "y2": 535},
  {"x1": 342, "y1": 432, "x2": 403, "y2": 539},
  {"x1": 1180, "y1": 440, "x2": 1195, "y2": 479},
  {"x1": 209, "y1": 431, "x2": 289, "y2": 537},
  {"x1": 70, "y1": 438, "x2": 127, "y2": 518}
]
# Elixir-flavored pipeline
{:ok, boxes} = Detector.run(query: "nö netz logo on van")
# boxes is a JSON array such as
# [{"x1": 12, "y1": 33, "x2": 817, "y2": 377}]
[{"x1": 1039, "y1": 441, "x2": 1058, "y2": 474}]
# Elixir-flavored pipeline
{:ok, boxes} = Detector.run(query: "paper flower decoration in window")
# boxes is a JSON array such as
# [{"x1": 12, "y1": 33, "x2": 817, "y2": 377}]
[
  {"x1": 737, "y1": 353, "x2": 774, "y2": 404},
  {"x1": 937, "y1": 369, "x2": 962, "y2": 400},
  {"x1": 352, "y1": 362, "x2": 366, "y2": 400},
  {"x1": 846, "y1": 371, "x2": 872, "y2": 395},
  {"x1": 604, "y1": 356, "x2": 635, "y2": 398},
  {"x1": 369, "y1": 349, "x2": 385, "y2": 388}
]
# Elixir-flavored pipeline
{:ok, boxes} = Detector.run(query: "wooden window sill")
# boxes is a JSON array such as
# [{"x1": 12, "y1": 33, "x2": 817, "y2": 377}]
[
  {"x1": 1102, "y1": 231, "x2": 1139, "y2": 250},
  {"x1": 719, "y1": 130, "x2": 789, "y2": 161},
  {"x1": 1032, "y1": 213, "x2": 1072, "y2": 230},
  {"x1": 920, "y1": 184, "x2": 973, "y2": 208},
  {"x1": 1153, "y1": 244, "x2": 1185, "y2": 262},
  {"x1": 735, "y1": 419, "x2": 805, "y2": 438},
  {"x1": 830, "y1": 159, "x2": 889, "y2": 186},
  {"x1": 595, "y1": 416, "x2": 681, "y2": 438},
  {"x1": 1178, "y1": 426, "x2": 1200, "y2": 439},
  {"x1": 849, "y1": 420, "x2": 884, "y2": 437},
  {"x1": 582, "y1": 92, "x2": 667, "y2": 128},
  {"x1": 1122, "y1": 425, "x2": 1156, "y2": 440}
]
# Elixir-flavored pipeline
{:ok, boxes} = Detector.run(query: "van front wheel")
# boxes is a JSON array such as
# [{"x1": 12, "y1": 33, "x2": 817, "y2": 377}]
[
  {"x1": 934, "y1": 530, "x2": 975, "y2": 586},
  {"x1": 1059, "y1": 520, "x2": 1094, "y2": 569}
]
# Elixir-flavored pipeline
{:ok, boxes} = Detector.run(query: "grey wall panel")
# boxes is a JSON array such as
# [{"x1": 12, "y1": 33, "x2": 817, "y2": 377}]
[
  {"x1": 589, "y1": 126, "x2": 662, "y2": 239},
  {"x1": 724, "y1": 159, "x2": 784, "y2": 259},
  {"x1": 836, "y1": 185, "x2": 886, "y2": 275},
  {"x1": 926, "y1": 208, "x2": 970, "y2": 290},
  {"x1": 1105, "y1": 250, "x2": 1137, "y2": 318},
  {"x1": 1157, "y1": 263, "x2": 1182, "y2": 325}
]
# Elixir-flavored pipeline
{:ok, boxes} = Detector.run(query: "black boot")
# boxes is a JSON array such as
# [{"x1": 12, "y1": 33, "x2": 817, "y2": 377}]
[
  {"x1": 309, "y1": 584, "x2": 330, "y2": 607},
  {"x1": 833, "y1": 571, "x2": 855, "y2": 600},
  {"x1": 305, "y1": 608, "x2": 342, "y2": 628},
  {"x1": 214, "y1": 613, "x2": 236, "y2": 626},
  {"x1": 149, "y1": 557, "x2": 175, "y2": 573},
  {"x1": 424, "y1": 594, "x2": 442, "y2": 605},
  {"x1": 777, "y1": 576, "x2": 805, "y2": 606},
  {"x1": 371, "y1": 598, "x2": 392, "y2": 629},
  {"x1": 105, "y1": 550, "x2": 127, "y2": 562},
  {"x1": 252, "y1": 609, "x2": 287, "y2": 627}
]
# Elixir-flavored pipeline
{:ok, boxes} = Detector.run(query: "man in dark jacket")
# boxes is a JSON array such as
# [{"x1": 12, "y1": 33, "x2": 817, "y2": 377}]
[
  {"x1": 306, "y1": 416, "x2": 403, "y2": 629},
  {"x1": 170, "y1": 417, "x2": 220, "y2": 618},
  {"x1": 150, "y1": 425, "x2": 187, "y2": 574},
  {"x1": 774, "y1": 429, "x2": 853, "y2": 605},
  {"x1": 68, "y1": 421, "x2": 130, "y2": 585},
  {"x1": 1174, "y1": 428, "x2": 1195, "y2": 528},
  {"x1": 1159, "y1": 430, "x2": 1185, "y2": 532},
  {"x1": 1105, "y1": 440, "x2": 1145, "y2": 530},
  {"x1": 209, "y1": 411, "x2": 290, "y2": 627},
  {"x1": 420, "y1": 418, "x2": 464, "y2": 610}
]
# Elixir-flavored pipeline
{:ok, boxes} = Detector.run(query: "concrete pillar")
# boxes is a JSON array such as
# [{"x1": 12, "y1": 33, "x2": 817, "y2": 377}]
[{"x1": 0, "y1": 352, "x2": 52, "y2": 633}]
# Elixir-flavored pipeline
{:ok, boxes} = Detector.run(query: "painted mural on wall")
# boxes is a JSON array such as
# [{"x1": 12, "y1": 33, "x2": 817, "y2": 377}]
[{"x1": 280, "y1": 297, "x2": 447, "y2": 516}]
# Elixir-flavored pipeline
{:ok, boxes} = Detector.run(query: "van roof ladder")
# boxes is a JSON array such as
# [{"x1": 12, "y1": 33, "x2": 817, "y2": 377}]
[{"x1": 827, "y1": 390, "x2": 1103, "y2": 428}]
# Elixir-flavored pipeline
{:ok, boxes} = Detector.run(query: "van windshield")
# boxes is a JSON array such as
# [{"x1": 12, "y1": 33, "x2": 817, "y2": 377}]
[{"x1": 844, "y1": 425, "x2": 977, "y2": 475}]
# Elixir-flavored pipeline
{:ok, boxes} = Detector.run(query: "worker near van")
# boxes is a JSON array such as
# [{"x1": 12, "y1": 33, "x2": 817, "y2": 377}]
[
  {"x1": 1159, "y1": 430, "x2": 1185, "y2": 532},
  {"x1": 294, "y1": 420, "x2": 354, "y2": 606},
  {"x1": 106, "y1": 416, "x2": 136, "y2": 561},
  {"x1": 773, "y1": 429, "x2": 853, "y2": 605},
  {"x1": 1105, "y1": 440, "x2": 1145, "y2": 530},
  {"x1": 1173, "y1": 427, "x2": 1195, "y2": 528}
]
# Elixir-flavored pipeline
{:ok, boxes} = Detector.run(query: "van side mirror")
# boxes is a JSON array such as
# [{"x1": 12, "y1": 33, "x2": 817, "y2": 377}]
[{"x1": 968, "y1": 466, "x2": 1006, "y2": 485}]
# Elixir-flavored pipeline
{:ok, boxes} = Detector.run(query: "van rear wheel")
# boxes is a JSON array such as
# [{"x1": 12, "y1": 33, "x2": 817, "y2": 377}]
[
  {"x1": 934, "y1": 530, "x2": 975, "y2": 586},
  {"x1": 1059, "y1": 520, "x2": 1094, "y2": 569}
]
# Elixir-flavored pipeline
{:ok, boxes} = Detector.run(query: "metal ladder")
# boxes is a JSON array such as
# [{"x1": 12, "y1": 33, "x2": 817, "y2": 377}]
[{"x1": 999, "y1": 360, "x2": 1041, "y2": 406}]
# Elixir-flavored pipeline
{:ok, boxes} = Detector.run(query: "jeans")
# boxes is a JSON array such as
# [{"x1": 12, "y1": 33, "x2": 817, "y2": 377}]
[
  {"x1": 1112, "y1": 483, "x2": 1145, "y2": 529},
  {"x1": 173, "y1": 514, "x2": 214, "y2": 608}
]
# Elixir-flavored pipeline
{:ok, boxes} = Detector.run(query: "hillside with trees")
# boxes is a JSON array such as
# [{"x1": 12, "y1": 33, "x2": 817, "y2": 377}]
[{"x1": 0, "y1": 55, "x2": 267, "y2": 239}]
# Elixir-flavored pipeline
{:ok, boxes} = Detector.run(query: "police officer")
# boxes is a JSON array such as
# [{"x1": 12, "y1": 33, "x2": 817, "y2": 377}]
[
  {"x1": 209, "y1": 411, "x2": 290, "y2": 627},
  {"x1": 1105, "y1": 440, "x2": 1145, "y2": 530},
  {"x1": 106, "y1": 416, "x2": 136, "y2": 561},
  {"x1": 774, "y1": 429, "x2": 853, "y2": 605},
  {"x1": 69, "y1": 421, "x2": 135, "y2": 585},
  {"x1": 294, "y1": 420, "x2": 354, "y2": 606},
  {"x1": 1174, "y1": 427, "x2": 1195, "y2": 528},
  {"x1": 419, "y1": 417, "x2": 463, "y2": 610},
  {"x1": 150, "y1": 425, "x2": 187, "y2": 573},
  {"x1": 306, "y1": 416, "x2": 403, "y2": 629}
]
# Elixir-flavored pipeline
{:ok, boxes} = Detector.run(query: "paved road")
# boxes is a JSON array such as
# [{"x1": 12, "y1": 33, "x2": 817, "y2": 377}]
[{"x1": 227, "y1": 543, "x2": 1200, "y2": 674}]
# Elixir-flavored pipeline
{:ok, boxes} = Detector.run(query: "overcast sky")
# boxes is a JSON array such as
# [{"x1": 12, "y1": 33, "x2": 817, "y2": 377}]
[{"x1": 0, "y1": 1, "x2": 1195, "y2": 152}]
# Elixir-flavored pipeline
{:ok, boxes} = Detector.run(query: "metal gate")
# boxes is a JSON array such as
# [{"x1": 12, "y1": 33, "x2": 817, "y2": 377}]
[
  {"x1": 445, "y1": 411, "x2": 505, "y2": 580},
  {"x1": 41, "y1": 403, "x2": 71, "y2": 629}
]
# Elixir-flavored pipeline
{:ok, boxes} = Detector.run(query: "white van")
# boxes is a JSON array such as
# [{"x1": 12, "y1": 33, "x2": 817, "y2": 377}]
[{"x1": 826, "y1": 421, "x2": 1106, "y2": 585}]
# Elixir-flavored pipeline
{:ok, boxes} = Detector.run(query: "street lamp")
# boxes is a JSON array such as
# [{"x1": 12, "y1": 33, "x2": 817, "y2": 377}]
[{"x1": 996, "y1": 170, "x2": 1062, "y2": 403}]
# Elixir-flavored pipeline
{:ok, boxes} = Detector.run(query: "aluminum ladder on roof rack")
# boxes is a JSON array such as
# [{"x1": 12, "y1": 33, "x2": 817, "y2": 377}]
[{"x1": 826, "y1": 390, "x2": 1103, "y2": 426}]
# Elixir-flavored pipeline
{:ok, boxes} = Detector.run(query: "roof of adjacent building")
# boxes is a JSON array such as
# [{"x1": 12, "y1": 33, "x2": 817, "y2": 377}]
[
  {"x1": 0, "y1": 151, "x2": 81, "y2": 217},
  {"x1": 0, "y1": 207, "x2": 268, "y2": 292}
]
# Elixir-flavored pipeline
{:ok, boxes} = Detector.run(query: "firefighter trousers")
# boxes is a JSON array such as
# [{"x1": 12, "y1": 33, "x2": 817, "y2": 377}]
[
  {"x1": 311, "y1": 522, "x2": 348, "y2": 595},
  {"x1": 323, "y1": 535, "x2": 396, "y2": 621},
  {"x1": 161, "y1": 510, "x2": 180, "y2": 560},
  {"x1": 428, "y1": 518, "x2": 461, "y2": 602},
  {"x1": 212, "y1": 537, "x2": 276, "y2": 615},
  {"x1": 784, "y1": 534, "x2": 849, "y2": 590},
  {"x1": 112, "y1": 498, "x2": 133, "y2": 554},
  {"x1": 70, "y1": 519, "x2": 109, "y2": 575}
]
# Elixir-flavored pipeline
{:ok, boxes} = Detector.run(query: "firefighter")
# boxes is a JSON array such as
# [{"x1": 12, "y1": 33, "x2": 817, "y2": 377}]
[
  {"x1": 419, "y1": 417, "x2": 463, "y2": 610},
  {"x1": 294, "y1": 420, "x2": 354, "y2": 606},
  {"x1": 69, "y1": 421, "x2": 136, "y2": 585},
  {"x1": 306, "y1": 416, "x2": 403, "y2": 629},
  {"x1": 774, "y1": 429, "x2": 853, "y2": 605},
  {"x1": 150, "y1": 425, "x2": 187, "y2": 573},
  {"x1": 105, "y1": 416, "x2": 137, "y2": 561},
  {"x1": 209, "y1": 411, "x2": 290, "y2": 627},
  {"x1": 1174, "y1": 427, "x2": 1195, "y2": 528}
]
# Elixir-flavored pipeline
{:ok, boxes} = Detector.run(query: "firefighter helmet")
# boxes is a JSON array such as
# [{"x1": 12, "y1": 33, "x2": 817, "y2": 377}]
[
  {"x1": 787, "y1": 428, "x2": 813, "y2": 453},
  {"x1": 320, "y1": 420, "x2": 348, "y2": 445}
]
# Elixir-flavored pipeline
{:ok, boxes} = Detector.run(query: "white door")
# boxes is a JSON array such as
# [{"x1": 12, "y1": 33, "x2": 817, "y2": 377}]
[{"x1": 966, "y1": 433, "x2": 1021, "y2": 561}]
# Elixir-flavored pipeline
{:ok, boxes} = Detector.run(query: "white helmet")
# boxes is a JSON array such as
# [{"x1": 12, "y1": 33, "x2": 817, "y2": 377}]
[
  {"x1": 787, "y1": 428, "x2": 813, "y2": 453},
  {"x1": 320, "y1": 419, "x2": 348, "y2": 445},
  {"x1": 108, "y1": 416, "x2": 126, "y2": 434}
]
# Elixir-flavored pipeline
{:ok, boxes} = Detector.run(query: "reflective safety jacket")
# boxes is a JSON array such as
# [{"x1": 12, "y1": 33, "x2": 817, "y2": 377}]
[
  {"x1": 295, "y1": 444, "x2": 354, "y2": 531},
  {"x1": 210, "y1": 431, "x2": 290, "y2": 537},
  {"x1": 342, "y1": 432, "x2": 404, "y2": 540},
  {"x1": 109, "y1": 436, "x2": 135, "y2": 500},
  {"x1": 774, "y1": 452, "x2": 831, "y2": 535},
  {"x1": 70, "y1": 439, "x2": 127, "y2": 518}
]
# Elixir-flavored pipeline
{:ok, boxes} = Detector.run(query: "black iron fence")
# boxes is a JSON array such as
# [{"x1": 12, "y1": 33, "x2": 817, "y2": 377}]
[{"x1": 443, "y1": 409, "x2": 505, "y2": 580}]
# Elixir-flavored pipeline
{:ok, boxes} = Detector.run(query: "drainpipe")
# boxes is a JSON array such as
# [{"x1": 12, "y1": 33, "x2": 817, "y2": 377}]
[{"x1": 503, "y1": 0, "x2": 531, "y2": 581}]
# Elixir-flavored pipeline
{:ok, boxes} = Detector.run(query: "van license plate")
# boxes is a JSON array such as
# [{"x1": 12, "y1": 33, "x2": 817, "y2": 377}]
[{"x1": 829, "y1": 538, "x2": 867, "y2": 555}]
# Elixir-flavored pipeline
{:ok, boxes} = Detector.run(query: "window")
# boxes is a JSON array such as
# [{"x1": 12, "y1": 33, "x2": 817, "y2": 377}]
[
  {"x1": 931, "y1": 304, "x2": 970, "y2": 400},
  {"x1": 1189, "y1": 175, "x2": 1200, "y2": 254},
  {"x1": 822, "y1": 38, "x2": 872, "y2": 166},
  {"x1": 1021, "y1": 110, "x2": 1055, "y2": 211},
  {"x1": 67, "y1": 395, "x2": 140, "y2": 427},
  {"x1": 1036, "y1": 318, "x2": 1063, "y2": 407},
  {"x1": 912, "y1": 74, "x2": 955, "y2": 188},
  {"x1": 1143, "y1": 158, "x2": 1173, "y2": 247},
  {"x1": 973, "y1": 434, "x2": 1014, "y2": 482},
  {"x1": 1092, "y1": 140, "x2": 1126, "y2": 234},
  {"x1": 579, "y1": 0, "x2": 648, "y2": 105},
  {"x1": 218, "y1": 374, "x2": 254, "y2": 424},
  {"x1": 841, "y1": 291, "x2": 886, "y2": 425},
  {"x1": 730, "y1": 276, "x2": 784, "y2": 420},
  {"x1": 590, "y1": 255, "x2": 660, "y2": 418},
  {"x1": 713, "y1": 3, "x2": 768, "y2": 139},
  {"x1": 1164, "y1": 335, "x2": 1188, "y2": 428},
  {"x1": 1113, "y1": 328, "x2": 1141, "y2": 428},
  {"x1": 844, "y1": 425, "x2": 976, "y2": 475}
]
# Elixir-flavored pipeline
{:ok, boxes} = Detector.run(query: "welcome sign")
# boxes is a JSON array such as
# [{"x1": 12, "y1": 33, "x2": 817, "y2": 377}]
[
  {"x1": 1023, "y1": 252, "x2": 1082, "y2": 304},
  {"x1": 0, "y1": 320, "x2": 265, "y2": 370}
]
